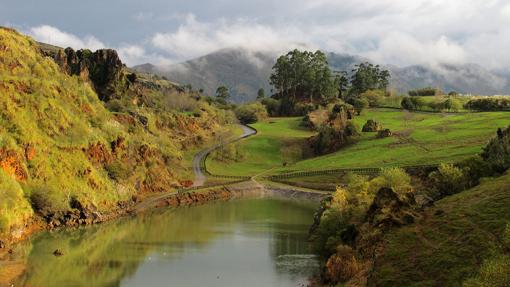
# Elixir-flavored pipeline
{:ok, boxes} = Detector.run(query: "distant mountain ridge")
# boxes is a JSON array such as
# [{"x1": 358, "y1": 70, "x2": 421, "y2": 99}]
[{"x1": 134, "y1": 48, "x2": 510, "y2": 103}]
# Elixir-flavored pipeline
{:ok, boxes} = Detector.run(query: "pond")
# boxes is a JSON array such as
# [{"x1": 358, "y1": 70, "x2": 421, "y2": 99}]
[{"x1": 3, "y1": 197, "x2": 320, "y2": 287}]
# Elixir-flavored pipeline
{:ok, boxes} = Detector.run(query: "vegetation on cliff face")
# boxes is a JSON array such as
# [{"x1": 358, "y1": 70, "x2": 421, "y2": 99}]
[{"x1": 0, "y1": 27, "x2": 233, "y2": 237}]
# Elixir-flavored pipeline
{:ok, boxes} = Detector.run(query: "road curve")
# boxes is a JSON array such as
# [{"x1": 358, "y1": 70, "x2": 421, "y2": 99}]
[{"x1": 192, "y1": 124, "x2": 257, "y2": 187}]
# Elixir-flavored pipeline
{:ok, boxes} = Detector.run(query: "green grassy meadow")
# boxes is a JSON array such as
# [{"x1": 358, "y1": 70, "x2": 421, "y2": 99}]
[
  {"x1": 206, "y1": 117, "x2": 314, "y2": 176},
  {"x1": 207, "y1": 109, "x2": 509, "y2": 177},
  {"x1": 277, "y1": 109, "x2": 509, "y2": 173}
]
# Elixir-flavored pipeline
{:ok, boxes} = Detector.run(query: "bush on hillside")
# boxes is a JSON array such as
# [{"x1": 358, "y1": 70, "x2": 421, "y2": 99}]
[
  {"x1": 311, "y1": 122, "x2": 359, "y2": 155},
  {"x1": 360, "y1": 90, "x2": 386, "y2": 107},
  {"x1": 401, "y1": 96, "x2": 425, "y2": 111},
  {"x1": 429, "y1": 163, "x2": 469, "y2": 197},
  {"x1": 481, "y1": 126, "x2": 510, "y2": 173},
  {"x1": 408, "y1": 87, "x2": 440, "y2": 97},
  {"x1": 28, "y1": 184, "x2": 71, "y2": 216},
  {"x1": 325, "y1": 245, "x2": 364, "y2": 284},
  {"x1": 465, "y1": 98, "x2": 510, "y2": 111},
  {"x1": 368, "y1": 168, "x2": 412, "y2": 198},
  {"x1": 260, "y1": 98, "x2": 281, "y2": 116},
  {"x1": 234, "y1": 102, "x2": 268, "y2": 124}
]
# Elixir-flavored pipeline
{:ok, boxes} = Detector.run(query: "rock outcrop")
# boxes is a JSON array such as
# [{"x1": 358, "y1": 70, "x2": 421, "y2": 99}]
[
  {"x1": 376, "y1": 129, "x2": 392, "y2": 138},
  {"x1": 362, "y1": 120, "x2": 382, "y2": 132},
  {"x1": 47, "y1": 47, "x2": 127, "y2": 101}
]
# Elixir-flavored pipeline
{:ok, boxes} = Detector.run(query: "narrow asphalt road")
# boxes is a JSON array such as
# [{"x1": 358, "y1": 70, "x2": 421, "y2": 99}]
[{"x1": 192, "y1": 124, "x2": 257, "y2": 187}]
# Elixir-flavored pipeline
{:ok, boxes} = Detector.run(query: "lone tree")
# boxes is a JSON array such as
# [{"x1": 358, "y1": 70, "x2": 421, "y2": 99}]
[
  {"x1": 335, "y1": 70, "x2": 349, "y2": 99},
  {"x1": 216, "y1": 86, "x2": 230, "y2": 102},
  {"x1": 257, "y1": 88, "x2": 265, "y2": 100}
]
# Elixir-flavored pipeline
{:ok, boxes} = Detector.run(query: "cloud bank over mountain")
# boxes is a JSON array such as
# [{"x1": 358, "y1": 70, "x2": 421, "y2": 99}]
[{"x1": 2, "y1": 0, "x2": 507, "y2": 70}]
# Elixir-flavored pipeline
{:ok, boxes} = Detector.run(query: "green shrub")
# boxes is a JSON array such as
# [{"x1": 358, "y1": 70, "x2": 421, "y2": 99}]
[
  {"x1": 260, "y1": 98, "x2": 281, "y2": 116},
  {"x1": 481, "y1": 126, "x2": 510, "y2": 173},
  {"x1": 401, "y1": 96, "x2": 425, "y2": 111},
  {"x1": 235, "y1": 102, "x2": 268, "y2": 124},
  {"x1": 311, "y1": 209, "x2": 354, "y2": 256},
  {"x1": 368, "y1": 168, "x2": 412, "y2": 197},
  {"x1": 105, "y1": 161, "x2": 132, "y2": 180},
  {"x1": 28, "y1": 183, "x2": 71, "y2": 216},
  {"x1": 408, "y1": 87, "x2": 439, "y2": 97},
  {"x1": 361, "y1": 89, "x2": 385, "y2": 107},
  {"x1": 465, "y1": 98, "x2": 510, "y2": 111},
  {"x1": 429, "y1": 163, "x2": 469, "y2": 197}
]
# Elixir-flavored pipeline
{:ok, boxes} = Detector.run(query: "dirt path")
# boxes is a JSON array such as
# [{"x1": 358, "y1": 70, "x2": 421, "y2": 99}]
[{"x1": 192, "y1": 124, "x2": 256, "y2": 186}]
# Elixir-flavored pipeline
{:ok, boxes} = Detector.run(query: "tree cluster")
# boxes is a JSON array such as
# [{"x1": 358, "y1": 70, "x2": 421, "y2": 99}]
[
  {"x1": 348, "y1": 62, "x2": 390, "y2": 96},
  {"x1": 464, "y1": 98, "x2": 510, "y2": 111},
  {"x1": 408, "y1": 87, "x2": 440, "y2": 97},
  {"x1": 269, "y1": 49, "x2": 338, "y2": 114}
]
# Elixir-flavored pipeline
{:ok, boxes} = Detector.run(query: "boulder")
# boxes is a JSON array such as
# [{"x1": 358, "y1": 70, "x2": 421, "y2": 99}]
[
  {"x1": 377, "y1": 129, "x2": 392, "y2": 138},
  {"x1": 362, "y1": 120, "x2": 382, "y2": 132},
  {"x1": 53, "y1": 249, "x2": 64, "y2": 256}
]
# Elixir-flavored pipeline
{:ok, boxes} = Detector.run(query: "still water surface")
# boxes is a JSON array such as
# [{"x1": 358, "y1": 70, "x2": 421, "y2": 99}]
[{"x1": 8, "y1": 197, "x2": 320, "y2": 287}]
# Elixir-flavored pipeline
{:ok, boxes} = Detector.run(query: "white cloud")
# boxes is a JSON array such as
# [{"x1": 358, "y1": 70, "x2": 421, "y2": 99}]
[
  {"x1": 364, "y1": 33, "x2": 467, "y2": 67},
  {"x1": 151, "y1": 14, "x2": 312, "y2": 61},
  {"x1": 28, "y1": 25, "x2": 105, "y2": 51},
  {"x1": 19, "y1": 0, "x2": 510, "y2": 69},
  {"x1": 117, "y1": 44, "x2": 173, "y2": 66},
  {"x1": 501, "y1": 4, "x2": 510, "y2": 18}
]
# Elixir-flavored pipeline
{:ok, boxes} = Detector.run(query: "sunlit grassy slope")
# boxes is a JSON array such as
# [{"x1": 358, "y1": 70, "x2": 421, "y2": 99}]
[
  {"x1": 0, "y1": 27, "x2": 232, "y2": 234},
  {"x1": 276, "y1": 109, "x2": 509, "y2": 173},
  {"x1": 206, "y1": 117, "x2": 314, "y2": 176},
  {"x1": 208, "y1": 108, "x2": 509, "y2": 177},
  {"x1": 370, "y1": 172, "x2": 510, "y2": 286}
]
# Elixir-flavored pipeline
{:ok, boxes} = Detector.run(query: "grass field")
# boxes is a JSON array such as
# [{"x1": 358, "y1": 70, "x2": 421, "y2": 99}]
[
  {"x1": 276, "y1": 109, "x2": 509, "y2": 174},
  {"x1": 370, "y1": 172, "x2": 510, "y2": 286},
  {"x1": 206, "y1": 118, "x2": 314, "y2": 176},
  {"x1": 206, "y1": 109, "x2": 509, "y2": 178}
]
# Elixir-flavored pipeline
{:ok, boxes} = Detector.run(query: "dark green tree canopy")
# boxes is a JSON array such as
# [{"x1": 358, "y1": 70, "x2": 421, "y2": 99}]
[
  {"x1": 349, "y1": 62, "x2": 390, "y2": 96},
  {"x1": 216, "y1": 86, "x2": 230, "y2": 100},
  {"x1": 270, "y1": 49, "x2": 338, "y2": 104},
  {"x1": 257, "y1": 88, "x2": 265, "y2": 99}
]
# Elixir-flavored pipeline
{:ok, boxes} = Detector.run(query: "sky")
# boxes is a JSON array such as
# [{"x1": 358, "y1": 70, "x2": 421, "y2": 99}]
[{"x1": 2, "y1": 0, "x2": 510, "y2": 70}]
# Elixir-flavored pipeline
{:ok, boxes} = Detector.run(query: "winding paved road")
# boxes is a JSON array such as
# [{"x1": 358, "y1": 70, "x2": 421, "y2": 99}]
[{"x1": 192, "y1": 124, "x2": 257, "y2": 187}]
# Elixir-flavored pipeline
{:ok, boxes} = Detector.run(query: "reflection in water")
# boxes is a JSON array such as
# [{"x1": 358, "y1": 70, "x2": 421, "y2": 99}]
[{"x1": 5, "y1": 198, "x2": 320, "y2": 287}]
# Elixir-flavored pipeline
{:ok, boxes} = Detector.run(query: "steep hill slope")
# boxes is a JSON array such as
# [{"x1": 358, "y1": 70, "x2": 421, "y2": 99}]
[
  {"x1": 134, "y1": 49, "x2": 510, "y2": 102},
  {"x1": 370, "y1": 172, "x2": 510, "y2": 286},
  {"x1": 0, "y1": 27, "x2": 233, "y2": 241}
]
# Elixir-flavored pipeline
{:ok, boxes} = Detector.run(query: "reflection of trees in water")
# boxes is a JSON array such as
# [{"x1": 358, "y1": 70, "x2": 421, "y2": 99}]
[
  {"x1": 268, "y1": 223, "x2": 320, "y2": 276},
  {"x1": 13, "y1": 198, "x2": 317, "y2": 287}
]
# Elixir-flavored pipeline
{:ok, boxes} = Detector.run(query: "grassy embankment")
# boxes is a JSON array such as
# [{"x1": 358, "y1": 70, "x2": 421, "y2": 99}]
[
  {"x1": 207, "y1": 108, "x2": 509, "y2": 184},
  {"x1": 369, "y1": 172, "x2": 510, "y2": 286}
]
